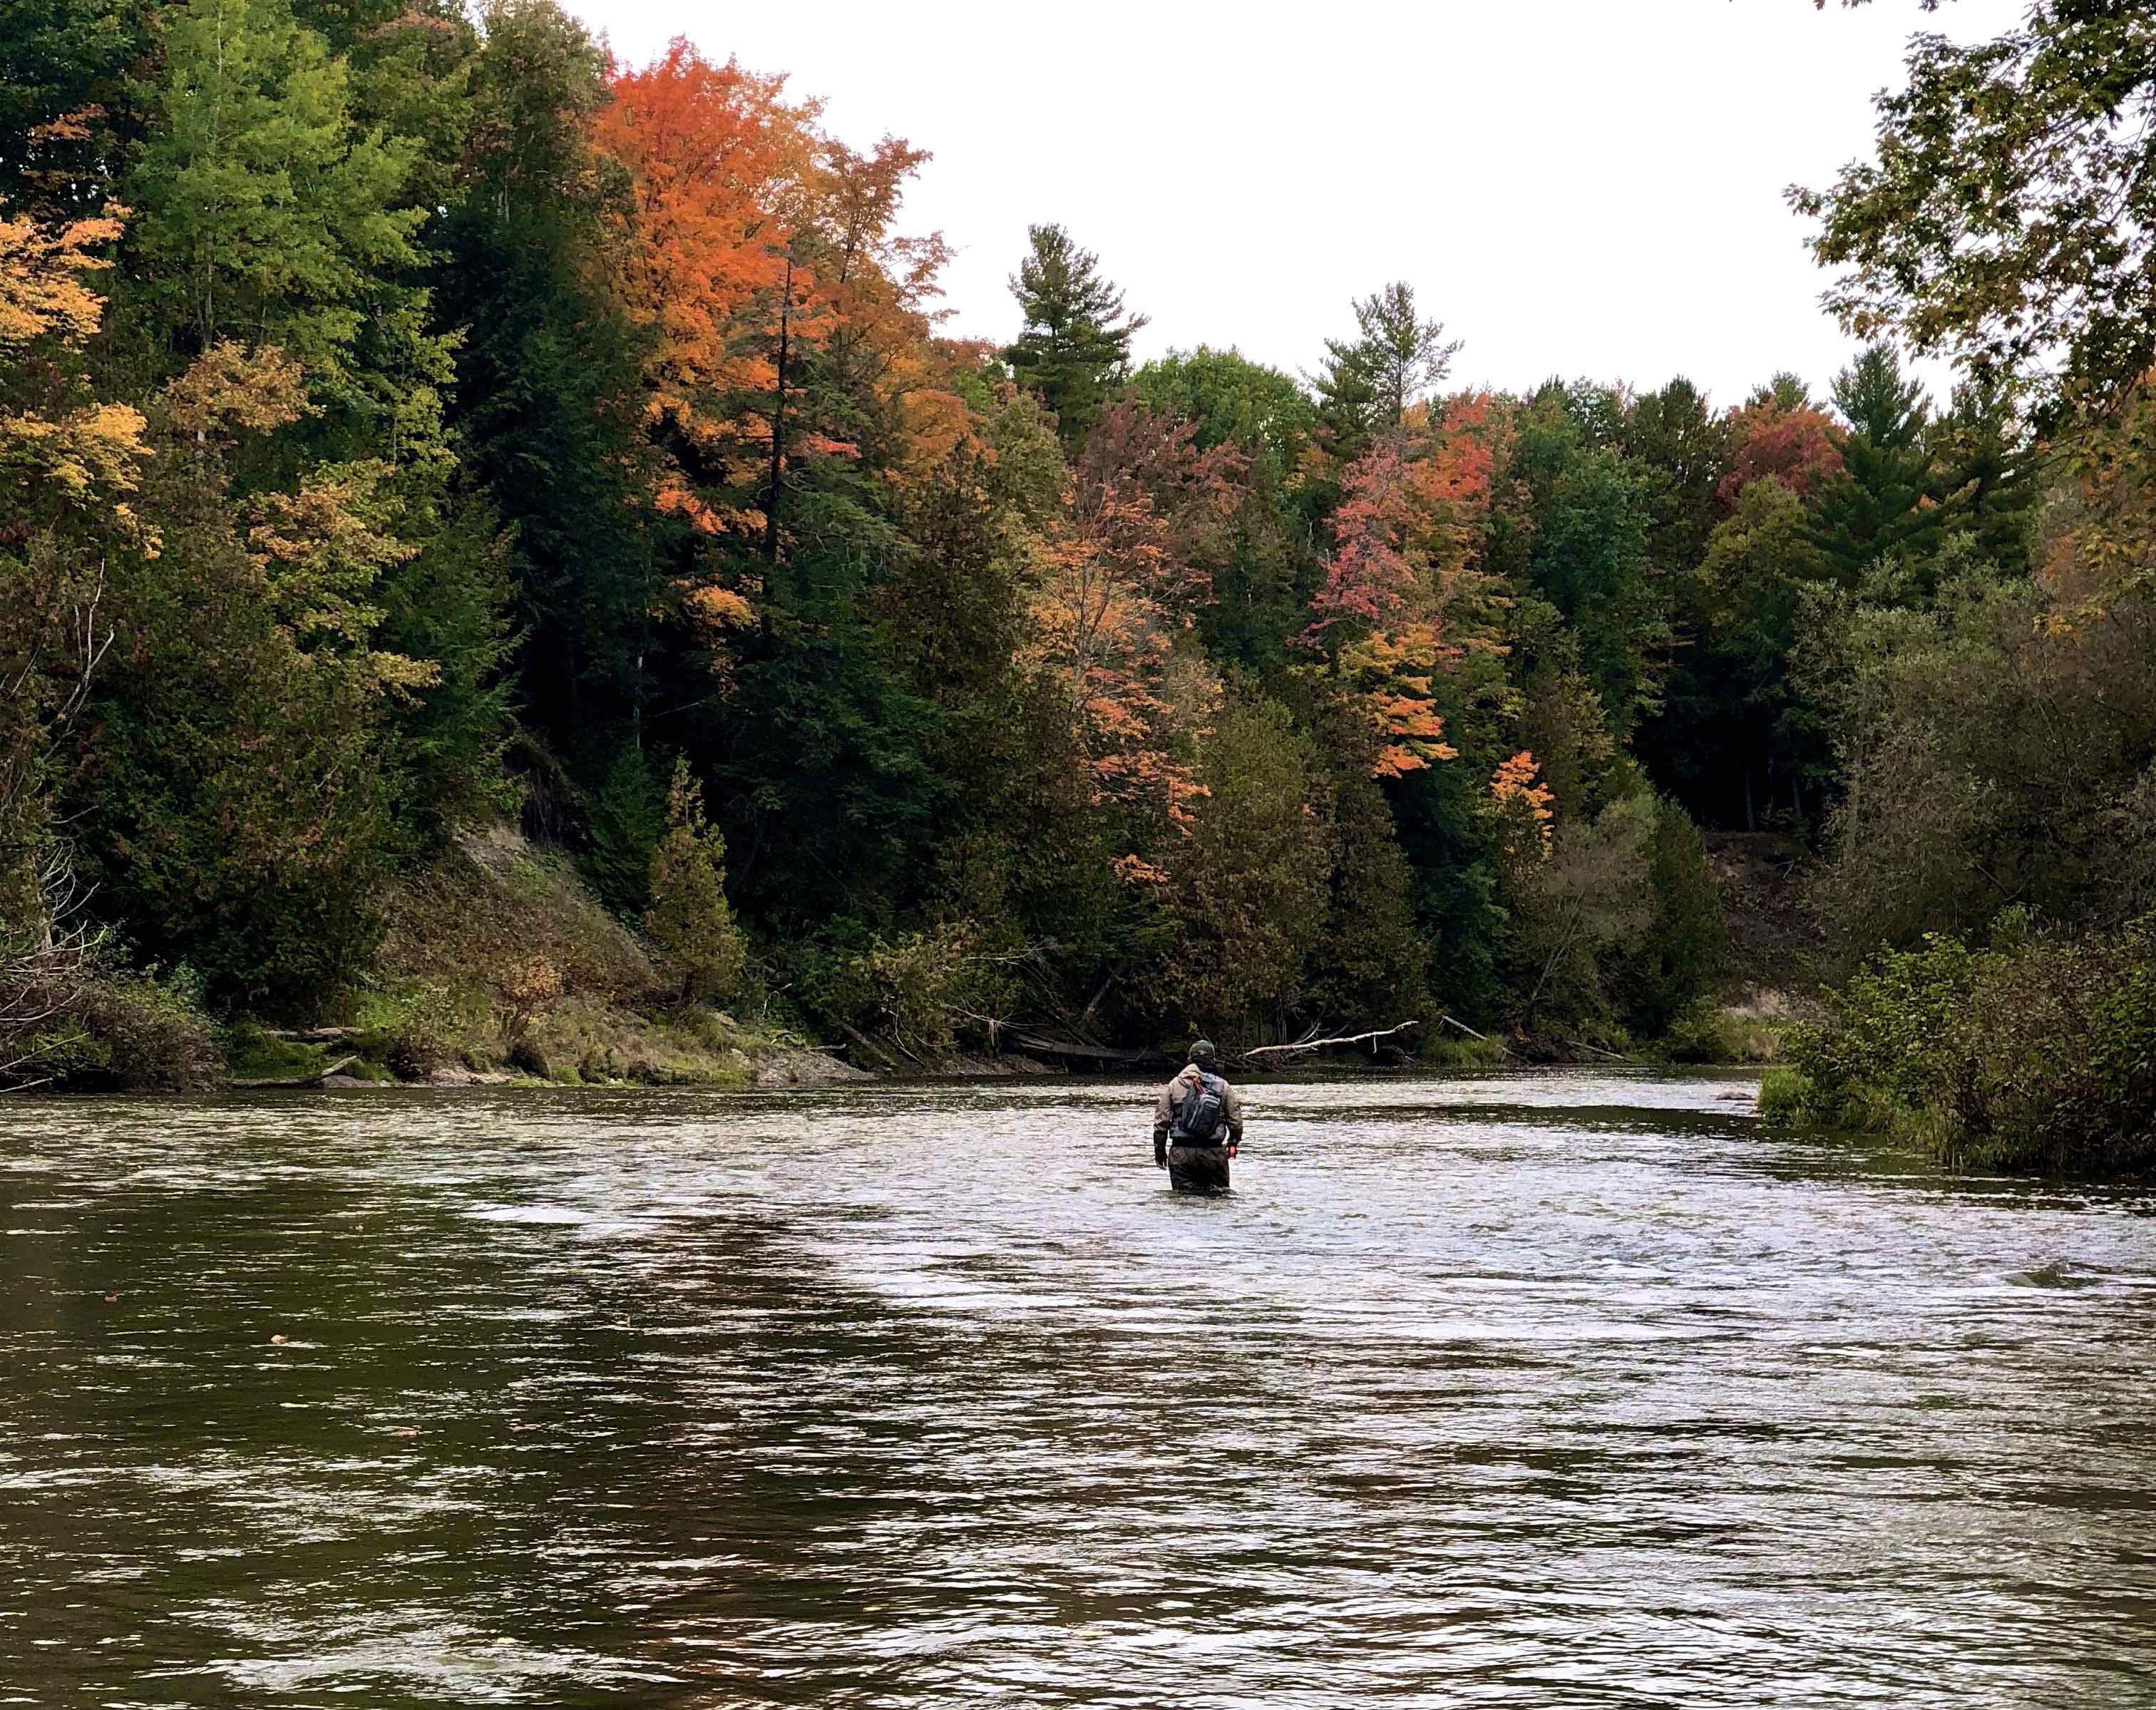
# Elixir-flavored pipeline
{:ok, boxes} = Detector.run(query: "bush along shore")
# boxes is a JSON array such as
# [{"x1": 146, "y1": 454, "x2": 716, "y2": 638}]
[{"x1": 1762, "y1": 914, "x2": 2156, "y2": 1178}]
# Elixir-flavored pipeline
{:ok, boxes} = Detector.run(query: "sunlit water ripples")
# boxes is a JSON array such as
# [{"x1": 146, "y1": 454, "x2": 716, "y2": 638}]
[{"x1": 3, "y1": 1072, "x2": 2155, "y2": 1706}]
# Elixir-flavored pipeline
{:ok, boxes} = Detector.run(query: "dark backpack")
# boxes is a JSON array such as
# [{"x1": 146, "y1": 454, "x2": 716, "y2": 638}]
[{"x1": 1174, "y1": 1070, "x2": 1226, "y2": 1142}]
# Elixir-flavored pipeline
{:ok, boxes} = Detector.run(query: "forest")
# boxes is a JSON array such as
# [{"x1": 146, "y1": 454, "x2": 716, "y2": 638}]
[{"x1": 1, "y1": 0, "x2": 2151, "y2": 1169}]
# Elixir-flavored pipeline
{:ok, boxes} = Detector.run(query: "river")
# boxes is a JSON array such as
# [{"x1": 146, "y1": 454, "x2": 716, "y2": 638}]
[{"x1": 3, "y1": 1072, "x2": 2153, "y2": 1706}]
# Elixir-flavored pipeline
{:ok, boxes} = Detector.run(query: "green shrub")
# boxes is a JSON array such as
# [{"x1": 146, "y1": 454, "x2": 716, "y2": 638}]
[
  {"x1": 71, "y1": 966, "x2": 221, "y2": 1091},
  {"x1": 1757, "y1": 1065, "x2": 1813, "y2": 1122},
  {"x1": 792, "y1": 921, "x2": 1017, "y2": 1064},
  {"x1": 354, "y1": 981, "x2": 487, "y2": 1079},
  {"x1": 218, "y1": 1020, "x2": 323, "y2": 1083},
  {"x1": 1785, "y1": 913, "x2": 2156, "y2": 1174},
  {"x1": 1656, "y1": 999, "x2": 1736, "y2": 1065}
]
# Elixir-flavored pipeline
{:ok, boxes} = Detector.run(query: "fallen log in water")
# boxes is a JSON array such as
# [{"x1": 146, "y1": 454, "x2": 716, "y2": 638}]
[{"x1": 1004, "y1": 1032, "x2": 1164, "y2": 1068}]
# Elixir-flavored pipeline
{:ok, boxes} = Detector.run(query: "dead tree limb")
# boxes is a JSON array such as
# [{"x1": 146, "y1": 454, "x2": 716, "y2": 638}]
[{"x1": 1241, "y1": 1020, "x2": 1421, "y2": 1059}]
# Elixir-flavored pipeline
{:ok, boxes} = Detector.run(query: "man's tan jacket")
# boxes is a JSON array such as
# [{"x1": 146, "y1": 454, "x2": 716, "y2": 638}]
[{"x1": 1153, "y1": 1063, "x2": 1244, "y2": 1159}]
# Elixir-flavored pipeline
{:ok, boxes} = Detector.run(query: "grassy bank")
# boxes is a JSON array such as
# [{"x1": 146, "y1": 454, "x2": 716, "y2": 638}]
[{"x1": 26, "y1": 827, "x2": 831, "y2": 1094}]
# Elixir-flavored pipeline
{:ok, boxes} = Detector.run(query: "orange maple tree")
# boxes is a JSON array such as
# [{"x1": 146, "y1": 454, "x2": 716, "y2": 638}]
[
  {"x1": 1022, "y1": 404, "x2": 1244, "y2": 859},
  {"x1": 1491, "y1": 749, "x2": 1556, "y2": 861},
  {"x1": 592, "y1": 39, "x2": 815, "y2": 542},
  {"x1": 592, "y1": 43, "x2": 971, "y2": 661}
]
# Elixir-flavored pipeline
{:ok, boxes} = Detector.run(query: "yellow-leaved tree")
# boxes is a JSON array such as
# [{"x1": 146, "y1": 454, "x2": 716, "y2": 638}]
[{"x1": 0, "y1": 209, "x2": 161, "y2": 1082}]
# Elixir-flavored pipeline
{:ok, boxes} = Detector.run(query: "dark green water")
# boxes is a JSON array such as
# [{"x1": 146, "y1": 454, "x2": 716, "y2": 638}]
[{"x1": 4, "y1": 1072, "x2": 2154, "y2": 1706}]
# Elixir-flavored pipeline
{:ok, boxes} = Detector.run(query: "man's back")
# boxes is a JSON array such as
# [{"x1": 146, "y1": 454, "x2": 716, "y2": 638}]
[{"x1": 1153, "y1": 1040, "x2": 1243, "y2": 1193}]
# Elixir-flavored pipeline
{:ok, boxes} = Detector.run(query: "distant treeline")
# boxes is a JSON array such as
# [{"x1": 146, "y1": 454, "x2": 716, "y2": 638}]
[{"x1": 2, "y1": 2, "x2": 2151, "y2": 1151}]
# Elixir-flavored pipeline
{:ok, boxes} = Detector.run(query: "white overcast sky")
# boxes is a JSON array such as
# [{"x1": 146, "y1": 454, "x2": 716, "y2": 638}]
[{"x1": 566, "y1": 0, "x2": 2023, "y2": 409}]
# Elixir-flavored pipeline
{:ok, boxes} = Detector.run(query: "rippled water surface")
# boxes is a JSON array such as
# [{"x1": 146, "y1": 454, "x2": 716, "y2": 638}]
[{"x1": 4, "y1": 1072, "x2": 2156, "y2": 1707}]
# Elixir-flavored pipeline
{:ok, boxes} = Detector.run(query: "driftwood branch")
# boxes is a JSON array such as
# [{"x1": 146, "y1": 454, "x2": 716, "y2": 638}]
[{"x1": 1241, "y1": 1020, "x2": 1420, "y2": 1059}]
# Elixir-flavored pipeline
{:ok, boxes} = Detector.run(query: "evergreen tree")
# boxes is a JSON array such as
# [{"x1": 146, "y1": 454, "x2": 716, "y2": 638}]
[
  {"x1": 1812, "y1": 345, "x2": 1941, "y2": 588},
  {"x1": 433, "y1": 0, "x2": 656, "y2": 777},
  {"x1": 1004, "y1": 223, "x2": 1146, "y2": 444},
  {"x1": 1931, "y1": 376, "x2": 2040, "y2": 580},
  {"x1": 1625, "y1": 377, "x2": 1735, "y2": 818},
  {"x1": 1748, "y1": 372, "x2": 1813, "y2": 411},
  {"x1": 71, "y1": 436, "x2": 398, "y2": 1013},
  {"x1": 1610, "y1": 800, "x2": 1725, "y2": 1036},
  {"x1": 1312, "y1": 281, "x2": 1460, "y2": 464},
  {"x1": 586, "y1": 744, "x2": 664, "y2": 916},
  {"x1": 646, "y1": 759, "x2": 747, "y2": 1005},
  {"x1": 374, "y1": 494, "x2": 515, "y2": 850}
]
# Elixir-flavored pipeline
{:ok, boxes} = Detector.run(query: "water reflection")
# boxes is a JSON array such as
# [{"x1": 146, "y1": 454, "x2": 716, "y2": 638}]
[{"x1": 3, "y1": 1072, "x2": 2155, "y2": 1707}]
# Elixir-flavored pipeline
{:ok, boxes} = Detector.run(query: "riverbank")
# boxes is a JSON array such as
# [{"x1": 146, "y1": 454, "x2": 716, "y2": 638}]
[{"x1": 19, "y1": 820, "x2": 1797, "y2": 1096}]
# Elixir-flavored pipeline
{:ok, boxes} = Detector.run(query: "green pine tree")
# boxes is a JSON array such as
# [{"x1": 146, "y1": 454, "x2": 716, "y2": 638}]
[
  {"x1": 1812, "y1": 345, "x2": 1943, "y2": 588},
  {"x1": 1930, "y1": 375, "x2": 2039, "y2": 580},
  {"x1": 1313, "y1": 282, "x2": 1459, "y2": 464},
  {"x1": 646, "y1": 760, "x2": 747, "y2": 1006},
  {"x1": 586, "y1": 745, "x2": 664, "y2": 916},
  {"x1": 1005, "y1": 223, "x2": 1146, "y2": 445}
]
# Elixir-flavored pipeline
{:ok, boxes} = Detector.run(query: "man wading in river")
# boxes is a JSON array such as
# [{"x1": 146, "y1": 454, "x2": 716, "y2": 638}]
[{"x1": 1154, "y1": 1040, "x2": 1243, "y2": 1193}]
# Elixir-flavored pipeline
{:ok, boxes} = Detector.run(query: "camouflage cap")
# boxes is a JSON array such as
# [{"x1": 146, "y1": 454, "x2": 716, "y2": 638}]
[{"x1": 1190, "y1": 1038, "x2": 1217, "y2": 1065}]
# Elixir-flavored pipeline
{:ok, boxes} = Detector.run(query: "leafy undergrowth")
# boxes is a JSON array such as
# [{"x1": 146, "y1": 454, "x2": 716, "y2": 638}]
[
  {"x1": 219, "y1": 1023, "x2": 328, "y2": 1084},
  {"x1": 1649, "y1": 994, "x2": 1792, "y2": 1065},
  {"x1": 31, "y1": 966, "x2": 225, "y2": 1092}
]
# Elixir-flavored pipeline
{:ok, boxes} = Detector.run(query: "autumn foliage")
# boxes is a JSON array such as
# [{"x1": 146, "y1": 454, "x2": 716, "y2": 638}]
[
  {"x1": 1718, "y1": 398, "x2": 1844, "y2": 503},
  {"x1": 1491, "y1": 749, "x2": 1556, "y2": 861},
  {"x1": 1022, "y1": 404, "x2": 1244, "y2": 849},
  {"x1": 591, "y1": 43, "x2": 812, "y2": 528},
  {"x1": 1, "y1": 0, "x2": 1807, "y2": 1082},
  {"x1": 1307, "y1": 394, "x2": 1511, "y2": 775}
]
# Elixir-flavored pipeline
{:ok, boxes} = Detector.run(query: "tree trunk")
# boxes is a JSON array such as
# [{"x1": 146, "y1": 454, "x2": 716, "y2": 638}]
[{"x1": 764, "y1": 255, "x2": 791, "y2": 567}]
